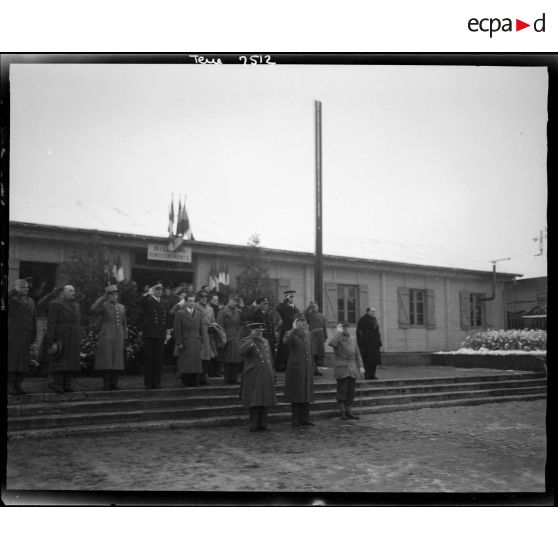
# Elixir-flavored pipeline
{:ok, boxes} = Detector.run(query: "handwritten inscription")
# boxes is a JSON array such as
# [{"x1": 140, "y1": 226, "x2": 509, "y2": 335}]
[
  {"x1": 239, "y1": 55, "x2": 275, "y2": 65},
  {"x1": 188, "y1": 55, "x2": 276, "y2": 65},
  {"x1": 188, "y1": 55, "x2": 222, "y2": 65}
]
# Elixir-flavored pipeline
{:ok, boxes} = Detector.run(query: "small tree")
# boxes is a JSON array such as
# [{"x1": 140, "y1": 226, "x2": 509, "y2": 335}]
[
  {"x1": 236, "y1": 233, "x2": 275, "y2": 305},
  {"x1": 58, "y1": 234, "x2": 110, "y2": 321},
  {"x1": 58, "y1": 237, "x2": 144, "y2": 373}
]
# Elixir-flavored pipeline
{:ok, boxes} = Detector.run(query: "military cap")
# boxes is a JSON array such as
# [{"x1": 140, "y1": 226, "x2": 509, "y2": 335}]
[
  {"x1": 105, "y1": 284, "x2": 118, "y2": 294},
  {"x1": 151, "y1": 282, "x2": 163, "y2": 290},
  {"x1": 247, "y1": 322, "x2": 265, "y2": 329},
  {"x1": 294, "y1": 313, "x2": 307, "y2": 320},
  {"x1": 284, "y1": 290, "x2": 296, "y2": 295},
  {"x1": 256, "y1": 296, "x2": 269, "y2": 304}
]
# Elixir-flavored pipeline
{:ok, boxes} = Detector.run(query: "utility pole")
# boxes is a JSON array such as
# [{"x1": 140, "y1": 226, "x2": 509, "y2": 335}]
[{"x1": 314, "y1": 100, "x2": 323, "y2": 310}]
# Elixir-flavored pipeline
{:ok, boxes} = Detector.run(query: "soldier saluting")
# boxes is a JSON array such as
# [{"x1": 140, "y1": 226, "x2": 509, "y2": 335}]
[
  {"x1": 238, "y1": 322, "x2": 278, "y2": 432},
  {"x1": 137, "y1": 282, "x2": 171, "y2": 389},
  {"x1": 274, "y1": 290, "x2": 299, "y2": 372}
]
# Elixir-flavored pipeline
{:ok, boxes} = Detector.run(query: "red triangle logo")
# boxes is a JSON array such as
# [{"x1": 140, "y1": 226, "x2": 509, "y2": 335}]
[{"x1": 516, "y1": 19, "x2": 530, "y2": 31}]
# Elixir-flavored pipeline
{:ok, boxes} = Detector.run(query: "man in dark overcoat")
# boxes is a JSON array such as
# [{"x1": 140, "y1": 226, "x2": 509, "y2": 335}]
[
  {"x1": 238, "y1": 322, "x2": 278, "y2": 432},
  {"x1": 45, "y1": 285, "x2": 82, "y2": 394},
  {"x1": 305, "y1": 301, "x2": 328, "y2": 376},
  {"x1": 91, "y1": 284, "x2": 128, "y2": 390},
  {"x1": 356, "y1": 307, "x2": 383, "y2": 380},
  {"x1": 137, "y1": 283, "x2": 171, "y2": 389},
  {"x1": 208, "y1": 292, "x2": 224, "y2": 377},
  {"x1": 174, "y1": 294, "x2": 204, "y2": 387},
  {"x1": 36, "y1": 285, "x2": 64, "y2": 373},
  {"x1": 283, "y1": 313, "x2": 315, "y2": 427},
  {"x1": 275, "y1": 290, "x2": 300, "y2": 372},
  {"x1": 7, "y1": 279, "x2": 37, "y2": 395},
  {"x1": 217, "y1": 295, "x2": 244, "y2": 384}
]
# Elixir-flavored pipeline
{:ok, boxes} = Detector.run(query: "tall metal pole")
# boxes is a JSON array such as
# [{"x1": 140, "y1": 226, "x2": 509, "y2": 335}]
[{"x1": 314, "y1": 100, "x2": 323, "y2": 310}]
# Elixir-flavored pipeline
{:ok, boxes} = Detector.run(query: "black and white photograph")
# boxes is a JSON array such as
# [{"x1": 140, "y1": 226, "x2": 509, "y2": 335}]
[{"x1": 1, "y1": 54, "x2": 551, "y2": 503}]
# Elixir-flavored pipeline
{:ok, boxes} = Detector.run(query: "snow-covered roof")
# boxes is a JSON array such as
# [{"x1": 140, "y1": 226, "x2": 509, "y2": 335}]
[{"x1": 9, "y1": 197, "x2": 519, "y2": 276}]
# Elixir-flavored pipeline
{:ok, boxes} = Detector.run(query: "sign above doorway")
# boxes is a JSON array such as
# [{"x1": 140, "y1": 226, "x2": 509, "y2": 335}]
[{"x1": 147, "y1": 243, "x2": 192, "y2": 263}]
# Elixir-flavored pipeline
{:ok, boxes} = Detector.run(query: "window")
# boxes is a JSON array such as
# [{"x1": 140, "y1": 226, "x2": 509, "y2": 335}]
[
  {"x1": 324, "y1": 283, "x2": 368, "y2": 324},
  {"x1": 337, "y1": 284, "x2": 358, "y2": 324},
  {"x1": 409, "y1": 289, "x2": 426, "y2": 325},
  {"x1": 470, "y1": 293, "x2": 484, "y2": 327},
  {"x1": 398, "y1": 287, "x2": 435, "y2": 329},
  {"x1": 460, "y1": 291, "x2": 486, "y2": 329}
]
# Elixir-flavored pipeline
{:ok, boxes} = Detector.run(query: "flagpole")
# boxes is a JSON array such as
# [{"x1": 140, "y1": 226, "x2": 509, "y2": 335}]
[{"x1": 314, "y1": 100, "x2": 323, "y2": 310}]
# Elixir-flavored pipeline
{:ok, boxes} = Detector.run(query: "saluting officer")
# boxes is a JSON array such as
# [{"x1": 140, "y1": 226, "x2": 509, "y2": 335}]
[
  {"x1": 137, "y1": 282, "x2": 171, "y2": 389},
  {"x1": 91, "y1": 284, "x2": 128, "y2": 390},
  {"x1": 275, "y1": 290, "x2": 299, "y2": 372},
  {"x1": 283, "y1": 313, "x2": 315, "y2": 427},
  {"x1": 238, "y1": 322, "x2": 278, "y2": 432},
  {"x1": 250, "y1": 297, "x2": 278, "y2": 365}
]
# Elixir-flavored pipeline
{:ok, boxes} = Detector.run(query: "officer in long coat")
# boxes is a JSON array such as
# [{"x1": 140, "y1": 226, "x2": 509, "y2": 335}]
[
  {"x1": 45, "y1": 285, "x2": 82, "y2": 394},
  {"x1": 275, "y1": 290, "x2": 300, "y2": 372},
  {"x1": 174, "y1": 294, "x2": 204, "y2": 387},
  {"x1": 283, "y1": 313, "x2": 315, "y2": 427},
  {"x1": 238, "y1": 322, "x2": 278, "y2": 432},
  {"x1": 137, "y1": 283, "x2": 171, "y2": 389},
  {"x1": 356, "y1": 308, "x2": 383, "y2": 380},
  {"x1": 217, "y1": 295, "x2": 244, "y2": 384},
  {"x1": 91, "y1": 284, "x2": 128, "y2": 390},
  {"x1": 305, "y1": 301, "x2": 328, "y2": 376},
  {"x1": 7, "y1": 279, "x2": 37, "y2": 395},
  {"x1": 195, "y1": 289, "x2": 216, "y2": 385}
]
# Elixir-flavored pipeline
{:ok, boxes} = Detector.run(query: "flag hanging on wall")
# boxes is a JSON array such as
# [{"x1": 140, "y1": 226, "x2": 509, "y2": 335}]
[
  {"x1": 209, "y1": 259, "x2": 229, "y2": 291},
  {"x1": 208, "y1": 260, "x2": 219, "y2": 291},
  {"x1": 116, "y1": 253, "x2": 125, "y2": 283}
]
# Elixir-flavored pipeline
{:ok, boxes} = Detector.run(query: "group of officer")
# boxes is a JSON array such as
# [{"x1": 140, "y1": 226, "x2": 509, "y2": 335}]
[{"x1": 7, "y1": 280, "x2": 383, "y2": 431}]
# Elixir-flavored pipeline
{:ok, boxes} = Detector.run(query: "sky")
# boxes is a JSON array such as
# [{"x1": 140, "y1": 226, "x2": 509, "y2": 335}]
[{"x1": 9, "y1": 62, "x2": 548, "y2": 277}]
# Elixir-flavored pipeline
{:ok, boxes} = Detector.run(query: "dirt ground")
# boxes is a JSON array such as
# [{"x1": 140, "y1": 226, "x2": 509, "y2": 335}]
[{"x1": 5, "y1": 398, "x2": 547, "y2": 497}]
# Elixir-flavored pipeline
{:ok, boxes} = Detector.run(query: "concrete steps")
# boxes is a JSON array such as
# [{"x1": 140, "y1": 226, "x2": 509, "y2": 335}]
[{"x1": 7, "y1": 371, "x2": 547, "y2": 439}]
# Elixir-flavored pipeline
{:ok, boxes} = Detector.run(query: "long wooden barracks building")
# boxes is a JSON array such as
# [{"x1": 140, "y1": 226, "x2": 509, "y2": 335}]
[{"x1": 8, "y1": 221, "x2": 521, "y2": 355}]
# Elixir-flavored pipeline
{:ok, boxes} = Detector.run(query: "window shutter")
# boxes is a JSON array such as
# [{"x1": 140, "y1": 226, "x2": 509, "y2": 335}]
[
  {"x1": 460, "y1": 291, "x2": 471, "y2": 330},
  {"x1": 426, "y1": 289, "x2": 436, "y2": 329},
  {"x1": 358, "y1": 283, "x2": 369, "y2": 317},
  {"x1": 398, "y1": 287, "x2": 410, "y2": 328},
  {"x1": 324, "y1": 282, "x2": 338, "y2": 324}
]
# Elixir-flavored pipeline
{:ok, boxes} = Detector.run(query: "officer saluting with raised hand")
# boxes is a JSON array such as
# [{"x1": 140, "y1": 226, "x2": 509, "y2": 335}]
[
  {"x1": 238, "y1": 322, "x2": 278, "y2": 432},
  {"x1": 136, "y1": 282, "x2": 171, "y2": 389},
  {"x1": 275, "y1": 290, "x2": 299, "y2": 372}
]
